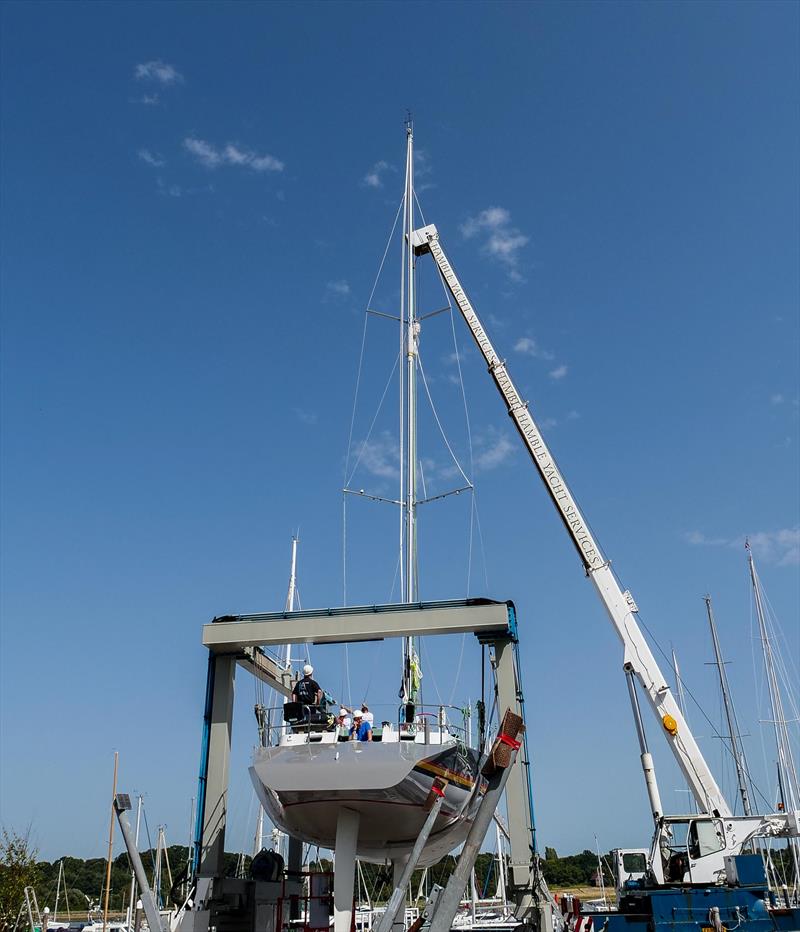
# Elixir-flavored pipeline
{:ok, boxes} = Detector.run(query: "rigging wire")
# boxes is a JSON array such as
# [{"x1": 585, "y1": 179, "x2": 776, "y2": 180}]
[
  {"x1": 420, "y1": 638, "x2": 444, "y2": 705},
  {"x1": 416, "y1": 353, "x2": 472, "y2": 487},
  {"x1": 141, "y1": 804, "x2": 158, "y2": 877},
  {"x1": 343, "y1": 196, "x2": 405, "y2": 606},
  {"x1": 343, "y1": 196, "x2": 404, "y2": 485},
  {"x1": 344, "y1": 352, "x2": 402, "y2": 487},
  {"x1": 635, "y1": 610, "x2": 774, "y2": 812},
  {"x1": 444, "y1": 260, "x2": 481, "y2": 593},
  {"x1": 751, "y1": 573, "x2": 775, "y2": 808},
  {"x1": 448, "y1": 633, "x2": 467, "y2": 707},
  {"x1": 342, "y1": 351, "x2": 401, "y2": 605}
]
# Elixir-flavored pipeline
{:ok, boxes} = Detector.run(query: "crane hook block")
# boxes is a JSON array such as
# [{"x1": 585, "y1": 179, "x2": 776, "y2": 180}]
[{"x1": 662, "y1": 714, "x2": 679, "y2": 736}]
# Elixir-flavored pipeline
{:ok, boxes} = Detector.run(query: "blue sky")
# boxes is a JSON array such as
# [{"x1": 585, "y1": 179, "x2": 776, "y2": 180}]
[{"x1": 1, "y1": 0, "x2": 798, "y2": 864}]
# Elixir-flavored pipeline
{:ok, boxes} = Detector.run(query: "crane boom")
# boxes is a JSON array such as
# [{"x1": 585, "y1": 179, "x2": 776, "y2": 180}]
[{"x1": 411, "y1": 223, "x2": 731, "y2": 819}]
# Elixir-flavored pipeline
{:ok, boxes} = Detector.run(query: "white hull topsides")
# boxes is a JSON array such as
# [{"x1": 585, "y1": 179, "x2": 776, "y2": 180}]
[{"x1": 250, "y1": 728, "x2": 484, "y2": 864}]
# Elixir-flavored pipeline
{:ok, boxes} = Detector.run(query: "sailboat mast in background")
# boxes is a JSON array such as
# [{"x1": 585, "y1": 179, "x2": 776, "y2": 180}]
[{"x1": 704, "y1": 595, "x2": 753, "y2": 816}]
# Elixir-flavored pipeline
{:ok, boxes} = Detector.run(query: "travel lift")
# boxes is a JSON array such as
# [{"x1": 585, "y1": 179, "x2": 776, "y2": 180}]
[{"x1": 120, "y1": 598, "x2": 551, "y2": 932}]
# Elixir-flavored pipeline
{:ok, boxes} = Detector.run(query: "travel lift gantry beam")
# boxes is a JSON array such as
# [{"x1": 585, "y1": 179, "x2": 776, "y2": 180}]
[{"x1": 191, "y1": 598, "x2": 551, "y2": 932}]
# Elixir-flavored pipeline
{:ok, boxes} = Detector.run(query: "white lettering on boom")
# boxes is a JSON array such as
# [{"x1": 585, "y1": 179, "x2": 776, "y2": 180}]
[{"x1": 431, "y1": 239, "x2": 603, "y2": 570}]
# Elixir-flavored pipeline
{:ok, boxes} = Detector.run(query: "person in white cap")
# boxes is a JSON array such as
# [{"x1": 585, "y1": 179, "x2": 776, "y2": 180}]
[
  {"x1": 292, "y1": 663, "x2": 322, "y2": 706},
  {"x1": 349, "y1": 709, "x2": 372, "y2": 742},
  {"x1": 335, "y1": 708, "x2": 352, "y2": 732}
]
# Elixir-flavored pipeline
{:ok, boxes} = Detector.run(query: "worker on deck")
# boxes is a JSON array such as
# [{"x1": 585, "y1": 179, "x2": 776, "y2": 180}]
[
  {"x1": 292, "y1": 664, "x2": 322, "y2": 707},
  {"x1": 360, "y1": 704, "x2": 374, "y2": 726},
  {"x1": 336, "y1": 708, "x2": 352, "y2": 730},
  {"x1": 350, "y1": 710, "x2": 372, "y2": 742}
]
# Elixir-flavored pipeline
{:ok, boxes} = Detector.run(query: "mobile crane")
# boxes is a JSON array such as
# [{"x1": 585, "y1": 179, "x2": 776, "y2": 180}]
[{"x1": 410, "y1": 223, "x2": 800, "y2": 893}]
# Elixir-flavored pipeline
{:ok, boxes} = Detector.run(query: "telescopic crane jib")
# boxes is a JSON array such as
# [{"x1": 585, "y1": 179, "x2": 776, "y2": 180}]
[{"x1": 409, "y1": 223, "x2": 732, "y2": 820}]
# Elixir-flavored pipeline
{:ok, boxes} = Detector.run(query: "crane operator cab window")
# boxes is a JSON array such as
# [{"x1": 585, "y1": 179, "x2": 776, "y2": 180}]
[
  {"x1": 622, "y1": 852, "x2": 647, "y2": 875},
  {"x1": 688, "y1": 818, "x2": 725, "y2": 860},
  {"x1": 661, "y1": 818, "x2": 726, "y2": 883}
]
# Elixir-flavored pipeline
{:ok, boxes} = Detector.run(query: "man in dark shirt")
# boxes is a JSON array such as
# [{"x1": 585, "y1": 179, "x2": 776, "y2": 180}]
[{"x1": 292, "y1": 664, "x2": 322, "y2": 706}]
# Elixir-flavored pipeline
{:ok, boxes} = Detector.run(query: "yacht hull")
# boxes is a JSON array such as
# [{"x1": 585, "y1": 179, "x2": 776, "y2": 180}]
[{"x1": 250, "y1": 738, "x2": 484, "y2": 864}]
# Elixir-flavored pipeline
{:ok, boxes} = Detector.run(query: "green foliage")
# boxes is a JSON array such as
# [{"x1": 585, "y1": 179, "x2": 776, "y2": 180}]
[
  {"x1": 34, "y1": 846, "x2": 196, "y2": 916},
  {"x1": 0, "y1": 828, "x2": 40, "y2": 932},
  {"x1": 22, "y1": 842, "x2": 616, "y2": 918},
  {"x1": 539, "y1": 849, "x2": 613, "y2": 887}
]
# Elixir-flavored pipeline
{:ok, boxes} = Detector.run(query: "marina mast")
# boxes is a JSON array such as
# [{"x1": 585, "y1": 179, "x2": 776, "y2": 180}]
[
  {"x1": 748, "y1": 543, "x2": 800, "y2": 894},
  {"x1": 748, "y1": 545, "x2": 800, "y2": 813},
  {"x1": 401, "y1": 120, "x2": 420, "y2": 711},
  {"x1": 704, "y1": 595, "x2": 753, "y2": 816}
]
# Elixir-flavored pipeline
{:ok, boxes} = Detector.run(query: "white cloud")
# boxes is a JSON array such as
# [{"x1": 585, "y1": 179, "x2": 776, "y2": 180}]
[
  {"x1": 414, "y1": 148, "x2": 432, "y2": 177},
  {"x1": 747, "y1": 529, "x2": 800, "y2": 566},
  {"x1": 326, "y1": 280, "x2": 351, "y2": 297},
  {"x1": 156, "y1": 177, "x2": 182, "y2": 198},
  {"x1": 473, "y1": 429, "x2": 516, "y2": 473},
  {"x1": 685, "y1": 531, "x2": 730, "y2": 547},
  {"x1": 414, "y1": 149, "x2": 435, "y2": 191},
  {"x1": 549, "y1": 364, "x2": 568, "y2": 380},
  {"x1": 461, "y1": 207, "x2": 510, "y2": 237},
  {"x1": 250, "y1": 153, "x2": 284, "y2": 172},
  {"x1": 513, "y1": 337, "x2": 553, "y2": 360},
  {"x1": 771, "y1": 393, "x2": 785, "y2": 405},
  {"x1": 461, "y1": 206, "x2": 529, "y2": 282},
  {"x1": 685, "y1": 527, "x2": 800, "y2": 567},
  {"x1": 138, "y1": 148, "x2": 165, "y2": 168},
  {"x1": 135, "y1": 60, "x2": 183, "y2": 85},
  {"x1": 356, "y1": 432, "x2": 399, "y2": 480},
  {"x1": 294, "y1": 408, "x2": 318, "y2": 425},
  {"x1": 222, "y1": 144, "x2": 250, "y2": 166},
  {"x1": 363, "y1": 160, "x2": 392, "y2": 189},
  {"x1": 184, "y1": 137, "x2": 220, "y2": 168},
  {"x1": 184, "y1": 138, "x2": 284, "y2": 173}
]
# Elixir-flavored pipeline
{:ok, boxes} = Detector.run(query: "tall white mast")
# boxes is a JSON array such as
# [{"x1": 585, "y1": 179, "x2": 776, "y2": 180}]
[
  {"x1": 402, "y1": 121, "x2": 419, "y2": 709},
  {"x1": 671, "y1": 649, "x2": 695, "y2": 814},
  {"x1": 748, "y1": 544, "x2": 800, "y2": 811},
  {"x1": 404, "y1": 121, "x2": 417, "y2": 603},
  {"x1": 748, "y1": 542, "x2": 800, "y2": 896},
  {"x1": 285, "y1": 535, "x2": 299, "y2": 614},
  {"x1": 255, "y1": 535, "x2": 300, "y2": 857},
  {"x1": 704, "y1": 595, "x2": 753, "y2": 816}
]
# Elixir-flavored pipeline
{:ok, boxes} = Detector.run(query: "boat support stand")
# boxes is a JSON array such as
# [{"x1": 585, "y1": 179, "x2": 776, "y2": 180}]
[
  {"x1": 374, "y1": 790, "x2": 447, "y2": 932},
  {"x1": 113, "y1": 794, "x2": 165, "y2": 932},
  {"x1": 427, "y1": 714, "x2": 521, "y2": 932}
]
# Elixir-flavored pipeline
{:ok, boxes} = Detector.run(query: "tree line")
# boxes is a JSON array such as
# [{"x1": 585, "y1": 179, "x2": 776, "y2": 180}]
[{"x1": 1, "y1": 829, "x2": 613, "y2": 932}]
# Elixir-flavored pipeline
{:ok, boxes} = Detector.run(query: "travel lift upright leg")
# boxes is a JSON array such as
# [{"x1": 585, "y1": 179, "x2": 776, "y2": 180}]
[{"x1": 493, "y1": 640, "x2": 554, "y2": 932}]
